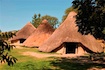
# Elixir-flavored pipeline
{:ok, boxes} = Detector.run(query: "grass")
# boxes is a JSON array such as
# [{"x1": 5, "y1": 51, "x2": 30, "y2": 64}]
[
  {"x1": 1, "y1": 60, "x2": 51, "y2": 70},
  {"x1": 0, "y1": 46, "x2": 105, "y2": 70},
  {"x1": 0, "y1": 47, "x2": 54, "y2": 70},
  {"x1": 50, "y1": 57, "x2": 105, "y2": 70}
]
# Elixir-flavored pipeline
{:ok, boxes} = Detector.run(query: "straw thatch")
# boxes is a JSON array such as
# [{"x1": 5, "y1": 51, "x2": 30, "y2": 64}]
[
  {"x1": 97, "y1": 39, "x2": 105, "y2": 48},
  {"x1": 23, "y1": 19, "x2": 54, "y2": 47},
  {"x1": 39, "y1": 11, "x2": 103, "y2": 53},
  {"x1": 10, "y1": 22, "x2": 36, "y2": 42}
]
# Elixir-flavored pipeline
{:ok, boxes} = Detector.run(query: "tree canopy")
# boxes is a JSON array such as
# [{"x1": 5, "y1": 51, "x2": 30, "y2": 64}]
[
  {"x1": 0, "y1": 30, "x2": 1, "y2": 32},
  {"x1": 32, "y1": 14, "x2": 41, "y2": 28},
  {"x1": 31, "y1": 14, "x2": 59, "y2": 28},
  {"x1": 72, "y1": 0, "x2": 105, "y2": 40}
]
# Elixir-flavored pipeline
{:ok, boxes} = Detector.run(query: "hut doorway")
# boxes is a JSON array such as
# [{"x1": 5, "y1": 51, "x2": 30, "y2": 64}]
[
  {"x1": 20, "y1": 39, "x2": 26, "y2": 43},
  {"x1": 65, "y1": 42, "x2": 77, "y2": 54}
]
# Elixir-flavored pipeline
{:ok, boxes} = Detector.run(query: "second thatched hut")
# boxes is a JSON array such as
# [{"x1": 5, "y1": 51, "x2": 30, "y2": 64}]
[{"x1": 23, "y1": 19, "x2": 54, "y2": 47}]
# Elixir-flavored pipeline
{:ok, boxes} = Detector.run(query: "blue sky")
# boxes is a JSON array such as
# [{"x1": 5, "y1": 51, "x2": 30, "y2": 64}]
[{"x1": 0, "y1": 0, "x2": 73, "y2": 32}]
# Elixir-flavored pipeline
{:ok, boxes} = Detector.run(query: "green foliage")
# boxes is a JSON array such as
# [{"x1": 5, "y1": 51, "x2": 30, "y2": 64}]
[
  {"x1": 31, "y1": 14, "x2": 42, "y2": 28},
  {"x1": 0, "y1": 31, "x2": 16, "y2": 40},
  {"x1": 0, "y1": 30, "x2": 1, "y2": 32},
  {"x1": 62, "y1": 6, "x2": 78, "y2": 22},
  {"x1": 72, "y1": 0, "x2": 105, "y2": 40},
  {"x1": 31, "y1": 14, "x2": 59, "y2": 28},
  {"x1": 102, "y1": 28, "x2": 105, "y2": 34},
  {"x1": 0, "y1": 31, "x2": 17, "y2": 66}
]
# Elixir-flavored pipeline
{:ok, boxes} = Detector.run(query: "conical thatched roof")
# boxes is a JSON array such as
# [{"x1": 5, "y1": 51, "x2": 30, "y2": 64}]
[
  {"x1": 39, "y1": 11, "x2": 103, "y2": 53},
  {"x1": 23, "y1": 19, "x2": 54, "y2": 47},
  {"x1": 10, "y1": 22, "x2": 36, "y2": 41}
]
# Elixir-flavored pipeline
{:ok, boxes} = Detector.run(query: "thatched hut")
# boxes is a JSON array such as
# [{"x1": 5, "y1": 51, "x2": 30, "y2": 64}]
[
  {"x1": 23, "y1": 19, "x2": 54, "y2": 47},
  {"x1": 10, "y1": 22, "x2": 36, "y2": 44},
  {"x1": 39, "y1": 12, "x2": 103, "y2": 54}
]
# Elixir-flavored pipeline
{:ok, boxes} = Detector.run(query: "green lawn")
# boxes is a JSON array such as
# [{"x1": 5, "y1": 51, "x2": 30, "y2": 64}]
[
  {"x1": 0, "y1": 47, "x2": 105, "y2": 70},
  {"x1": 0, "y1": 47, "x2": 54, "y2": 70}
]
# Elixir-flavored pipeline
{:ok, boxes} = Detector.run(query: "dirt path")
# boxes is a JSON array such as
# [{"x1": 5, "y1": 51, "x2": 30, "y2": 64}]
[
  {"x1": 22, "y1": 51, "x2": 83, "y2": 58},
  {"x1": 22, "y1": 51, "x2": 105, "y2": 70},
  {"x1": 14, "y1": 45, "x2": 105, "y2": 70}
]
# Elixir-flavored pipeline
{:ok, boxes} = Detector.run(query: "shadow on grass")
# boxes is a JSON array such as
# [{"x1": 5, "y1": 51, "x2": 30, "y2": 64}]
[{"x1": 50, "y1": 56, "x2": 105, "y2": 70}]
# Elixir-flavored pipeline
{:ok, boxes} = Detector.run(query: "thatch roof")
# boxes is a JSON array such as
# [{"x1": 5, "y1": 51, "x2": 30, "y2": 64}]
[
  {"x1": 23, "y1": 19, "x2": 54, "y2": 47},
  {"x1": 97, "y1": 39, "x2": 105, "y2": 48},
  {"x1": 39, "y1": 11, "x2": 103, "y2": 53},
  {"x1": 10, "y1": 22, "x2": 36, "y2": 41}
]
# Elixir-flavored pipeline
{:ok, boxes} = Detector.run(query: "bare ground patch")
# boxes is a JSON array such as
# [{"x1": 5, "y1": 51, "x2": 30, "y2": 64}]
[
  {"x1": 21, "y1": 51, "x2": 105, "y2": 70},
  {"x1": 22, "y1": 51, "x2": 84, "y2": 58}
]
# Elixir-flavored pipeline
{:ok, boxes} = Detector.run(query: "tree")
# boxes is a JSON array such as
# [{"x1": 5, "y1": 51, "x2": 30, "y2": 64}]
[
  {"x1": 0, "y1": 31, "x2": 17, "y2": 66},
  {"x1": 62, "y1": 6, "x2": 78, "y2": 22},
  {"x1": 72, "y1": 0, "x2": 105, "y2": 40},
  {"x1": 31, "y1": 14, "x2": 59, "y2": 28},
  {"x1": 0, "y1": 31, "x2": 16, "y2": 40},
  {"x1": 41, "y1": 15, "x2": 58, "y2": 28},
  {"x1": 31, "y1": 14, "x2": 41, "y2": 28}
]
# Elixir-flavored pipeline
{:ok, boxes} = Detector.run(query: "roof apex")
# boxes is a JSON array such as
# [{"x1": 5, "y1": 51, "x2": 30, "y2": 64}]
[{"x1": 42, "y1": 19, "x2": 48, "y2": 23}]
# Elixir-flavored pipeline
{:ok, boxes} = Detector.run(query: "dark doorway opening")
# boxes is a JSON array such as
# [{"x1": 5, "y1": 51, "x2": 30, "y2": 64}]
[
  {"x1": 20, "y1": 39, "x2": 26, "y2": 43},
  {"x1": 65, "y1": 42, "x2": 77, "y2": 54}
]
